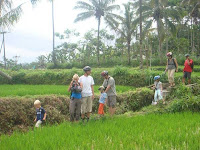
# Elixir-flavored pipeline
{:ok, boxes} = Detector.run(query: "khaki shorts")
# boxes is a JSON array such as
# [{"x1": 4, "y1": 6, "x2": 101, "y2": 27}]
[
  {"x1": 81, "y1": 96, "x2": 93, "y2": 114},
  {"x1": 107, "y1": 95, "x2": 116, "y2": 108}
]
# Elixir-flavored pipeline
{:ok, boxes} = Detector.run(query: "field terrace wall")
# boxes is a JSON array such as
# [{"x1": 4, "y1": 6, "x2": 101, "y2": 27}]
[{"x1": 0, "y1": 88, "x2": 153, "y2": 135}]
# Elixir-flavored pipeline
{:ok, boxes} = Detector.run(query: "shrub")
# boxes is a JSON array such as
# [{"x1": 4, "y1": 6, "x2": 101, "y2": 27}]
[{"x1": 166, "y1": 96, "x2": 200, "y2": 113}]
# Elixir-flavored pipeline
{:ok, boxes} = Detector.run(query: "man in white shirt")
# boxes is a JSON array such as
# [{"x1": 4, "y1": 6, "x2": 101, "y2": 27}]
[{"x1": 79, "y1": 66, "x2": 95, "y2": 122}]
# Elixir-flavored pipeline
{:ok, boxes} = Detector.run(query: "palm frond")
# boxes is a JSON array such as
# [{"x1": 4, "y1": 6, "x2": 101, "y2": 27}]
[
  {"x1": 74, "y1": 1, "x2": 95, "y2": 11},
  {"x1": 0, "y1": 4, "x2": 23, "y2": 30},
  {"x1": 74, "y1": 11, "x2": 94, "y2": 23}
]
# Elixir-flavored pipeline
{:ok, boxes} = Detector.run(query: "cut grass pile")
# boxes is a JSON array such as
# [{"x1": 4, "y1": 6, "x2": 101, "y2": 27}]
[
  {"x1": 0, "y1": 112, "x2": 200, "y2": 150},
  {"x1": 0, "y1": 85, "x2": 135, "y2": 97}
]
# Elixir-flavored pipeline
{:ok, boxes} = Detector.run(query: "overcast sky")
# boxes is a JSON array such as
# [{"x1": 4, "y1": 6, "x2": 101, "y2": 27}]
[{"x1": 0, "y1": 0, "x2": 129, "y2": 63}]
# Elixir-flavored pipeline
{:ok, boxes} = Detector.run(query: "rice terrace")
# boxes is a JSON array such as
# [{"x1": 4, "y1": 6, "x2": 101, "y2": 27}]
[{"x1": 0, "y1": 0, "x2": 200, "y2": 150}]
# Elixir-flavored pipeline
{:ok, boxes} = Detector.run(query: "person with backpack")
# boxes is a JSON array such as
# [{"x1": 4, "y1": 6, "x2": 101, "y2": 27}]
[
  {"x1": 183, "y1": 54, "x2": 193, "y2": 85},
  {"x1": 165, "y1": 52, "x2": 178, "y2": 87},
  {"x1": 68, "y1": 74, "x2": 83, "y2": 122},
  {"x1": 101, "y1": 71, "x2": 117, "y2": 116}
]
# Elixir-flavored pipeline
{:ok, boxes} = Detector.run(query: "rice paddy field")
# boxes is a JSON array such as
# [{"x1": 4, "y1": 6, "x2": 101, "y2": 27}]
[
  {"x1": 0, "y1": 84, "x2": 135, "y2": 97},
  {"x1": 0, "y1": 112, "x2": 200, "y2": 150}
]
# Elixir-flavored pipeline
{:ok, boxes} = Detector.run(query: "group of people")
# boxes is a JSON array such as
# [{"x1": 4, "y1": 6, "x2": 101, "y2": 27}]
[
  {"x1": 33, "y1": 53, "x2": 194, "y2": 126},
  {"x1": 33, "y1": 66, "x2": 117, "y2": 127},
  {"x1": 152, "y1": 52, "x2": 194, "y2": 105},
  {"x1": 67, "y1": 66, "x2": 117, "y2": 122}
]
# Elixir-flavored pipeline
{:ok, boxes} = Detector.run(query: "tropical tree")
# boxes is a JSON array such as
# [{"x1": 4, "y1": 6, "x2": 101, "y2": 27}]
[
  {"x1": 134, "y1": 0, "x2": 182, "y2": 63},
  {"x1": 118, "y1": 3, "x2": 135, "y2": 65},
  {"x1": 74, "y1": 0, "x2": 120, "y2": 65}
]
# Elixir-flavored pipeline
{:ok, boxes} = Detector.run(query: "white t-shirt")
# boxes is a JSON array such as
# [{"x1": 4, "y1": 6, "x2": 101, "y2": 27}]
[{"x1": 79, "y1": 75, "x2": 95, "y2": 97}]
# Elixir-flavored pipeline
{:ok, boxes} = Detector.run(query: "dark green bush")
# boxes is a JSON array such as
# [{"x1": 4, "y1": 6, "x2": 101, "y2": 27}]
[{"x1": 166, "y1": 96, "x2": 200, "y2": 113}]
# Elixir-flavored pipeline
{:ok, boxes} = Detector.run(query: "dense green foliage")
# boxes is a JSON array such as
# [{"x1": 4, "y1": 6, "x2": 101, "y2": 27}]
[
  {"x1": 1, "y1": 113, "x2": 200, "y2": 150},
  {"x1": 1, "y1": 66, "x2": 200, "y2": 86}
]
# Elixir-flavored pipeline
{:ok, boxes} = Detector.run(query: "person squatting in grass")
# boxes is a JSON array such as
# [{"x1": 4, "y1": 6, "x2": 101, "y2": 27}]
[
  {"x1": 101, "y1": 71, "x2": 117, "y2": 116},
  {"x1": 68, "y1": 74, "x2": 83, "y2": 122},
  {"x1": 165, "y1": 52, "x2": 178, "y2": 87},
  {"x1": 152, "y1": 76, "x2": 163, "y2": 105},
  {"x1": 183, "y1": 54, "x2": 193, "y2": 85},
  {"x1": 34, "y1": 100, "x2": 46, "y2": 128},
  {"x1": 79, "y1": 66, "x2": 95, "y2": 122},
  {"x1": 98, "y1": 86, "x2": 108, "y2": 117}
]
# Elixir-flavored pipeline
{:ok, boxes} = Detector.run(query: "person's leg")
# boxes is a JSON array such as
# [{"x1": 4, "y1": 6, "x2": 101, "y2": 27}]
[
  {"x1": 86, "y1": 96, "x2": 93, "y2": 120},
  {"x1": 168, "y1": 70, "x2": 172, "y2": 86},
  {"x1": 109, "y1": 96, "x2": 116, "y2": 116},
  {"x1": 154, "y1": 90, "x2": 158, "y2": 104},
  {"x1": 188, "y1": 72, "x2": 191, "y2": 84},
  {"x1": 35, "y1": 120, "x2": 42, "y2": 128},
  {"x1": 170, "y1": 69, "x2": 175, "y2": 86},
  {"x1": 182, "y1": 72, "x2": 186, "y2": 84},
  {"x1": 81, "y1": 97, "x2": 87, "y2": 120},
  {"x1": 69, "y1": 99, "x2": 76, "y2": 122},
  {"x1": 75, "y1": 99, "x2": 81, "y2": 121}
]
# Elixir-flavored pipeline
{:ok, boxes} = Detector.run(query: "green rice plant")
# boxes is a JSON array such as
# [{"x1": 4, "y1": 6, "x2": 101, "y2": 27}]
[{"x1": 0, "y1": 112, "x2": 200, "y2": 150}]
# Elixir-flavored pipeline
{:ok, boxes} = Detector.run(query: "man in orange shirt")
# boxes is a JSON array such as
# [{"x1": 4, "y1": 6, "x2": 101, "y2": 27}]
[{"x1": 183, "y1": 54, "x2": 193, "y2": 85}]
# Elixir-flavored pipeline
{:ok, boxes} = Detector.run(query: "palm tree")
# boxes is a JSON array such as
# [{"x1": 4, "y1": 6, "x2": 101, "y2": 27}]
[
  {"x1": 134, "y1": 0, "x2": 182, "y2": 64},
  {"x1": 74, "y1": 0, "x2": 120, "y2": 65},
  {"x1": 118, "y1": 3, "x2": 135, "y2": 65}
]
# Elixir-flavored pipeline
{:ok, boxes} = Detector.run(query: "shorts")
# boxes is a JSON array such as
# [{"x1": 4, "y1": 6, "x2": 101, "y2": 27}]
[
  {"x1": 98, "y1": 103, "x2": 104, "y2": 115},
  {"x1": 154, "y1": 89, "x2": 163, "y2": 102},
  {"x1": 81, "y1": 96, "x2": 93, "y2": 114},
  {"x1": 35, "y1": 120, "x2": 42, "y2": 128},
  {"x1": 183, "y1": 72, "x2": 191, "y2": 79},
  {"x1": 107, "y1": 95, "x2": 116, "y2": 108}
]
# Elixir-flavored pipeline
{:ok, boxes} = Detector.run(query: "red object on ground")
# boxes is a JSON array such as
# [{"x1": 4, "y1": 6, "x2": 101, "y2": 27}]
[
  {"x1": 183, "y1": 59, "x2": 193, "y2": 72},
  {"x1": 98, "y1": 103, "x2": 104, "y2": 115}
]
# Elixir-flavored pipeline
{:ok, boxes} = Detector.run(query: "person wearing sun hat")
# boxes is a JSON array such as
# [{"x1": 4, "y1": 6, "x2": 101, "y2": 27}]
[{"x1": 98, "y1": 86, "x2": 107, "y2": 117}]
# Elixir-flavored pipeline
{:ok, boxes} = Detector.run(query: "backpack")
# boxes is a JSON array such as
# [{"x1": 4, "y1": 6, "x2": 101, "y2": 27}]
[
  {"x1": 70, "y1": 81, "x2": 82, "y2": 93},
  {"x1": 168, "y1": 58, "x2": 177, "y2": 68},
  {"x1": 190, "y1": 61, "x2": 194, "y2": 70}
]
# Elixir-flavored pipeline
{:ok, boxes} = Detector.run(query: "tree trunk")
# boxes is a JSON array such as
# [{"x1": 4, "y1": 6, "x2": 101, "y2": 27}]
[
  {"x1": 127, "y1": 41, "x2": 131, "y2": 65},
  {"x1": 97, "y1": 17, "x2": 101, "y2": 66},
  {"x1": 0, "y1": 70, "x2": 12, "y2": 80},
  {"x1": 146, "y1": 38, "x2": 149, "y2": 69},
  {"x1": 3, "y1": 32, "x2": 6, "y2": 69},
  {"x1": 139, "y1": 0, "x2": 143, "y2": 69},
  {"x1": 157, "y1": 21, "x2": 162, "y2": 64},
  {"x1": 52, "y1": 0, "x2": 56, "y2": 67}
]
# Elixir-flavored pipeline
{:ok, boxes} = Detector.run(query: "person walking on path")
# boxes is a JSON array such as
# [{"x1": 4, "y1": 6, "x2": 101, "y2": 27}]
[
  {"x1": 165, "y1": 52, "x2": 178, "y2": 87},
  {"x1": 79, "y1": 66, "x2": 95, "y2": 122},
  {"x1": 101, "y1": 71, "x2": 117, "y2": 116},
  {"x1": 68, "y1": 74, "x2": 82, "y2": 122},
  {"x1": 183, "y1": 54, "x2": 193, "y2": 85}
]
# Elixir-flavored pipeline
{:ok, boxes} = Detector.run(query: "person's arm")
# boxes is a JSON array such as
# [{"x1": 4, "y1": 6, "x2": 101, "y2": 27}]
[
  {"x1": 105, "y1": 85, "x2": 111, "y2": 93},
  {"x1": 68, "y1": 81, "x2": 73, "y2": 92},
  {"x1": 187, "y1": 59, "x2": 191, "y2": 65},
  {"x1": 43, "y1": 113, "x2": 47, "y2": 121},
  {"x1": 91, "y1": 85, "x2": 94, "y2": 100},
  {"x1": 161, "y1": 83, "x2": 163, "y2": 92},
  {"x1": 174, "y1": 58, "x2": 178, "y2": 72},
  {"x1": 80, "y1": 82, "x2": 83, "y2": 89},
  {"x1": 34, "y1": 117, "x2": 37, "y2": 122}
]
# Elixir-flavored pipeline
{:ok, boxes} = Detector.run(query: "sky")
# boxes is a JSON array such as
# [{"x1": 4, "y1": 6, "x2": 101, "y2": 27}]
[{"x1": 0, "y1": 0, "x2": 129, "y2": 63}]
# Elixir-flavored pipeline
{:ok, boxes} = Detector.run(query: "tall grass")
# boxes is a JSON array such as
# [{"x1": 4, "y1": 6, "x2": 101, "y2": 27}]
[
  {"x1": 0, "y1": 85, "x2": 135, "y2": 97},
  {"x1": 0, "y1": 112, "x2": 200, "y2": 150}
]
